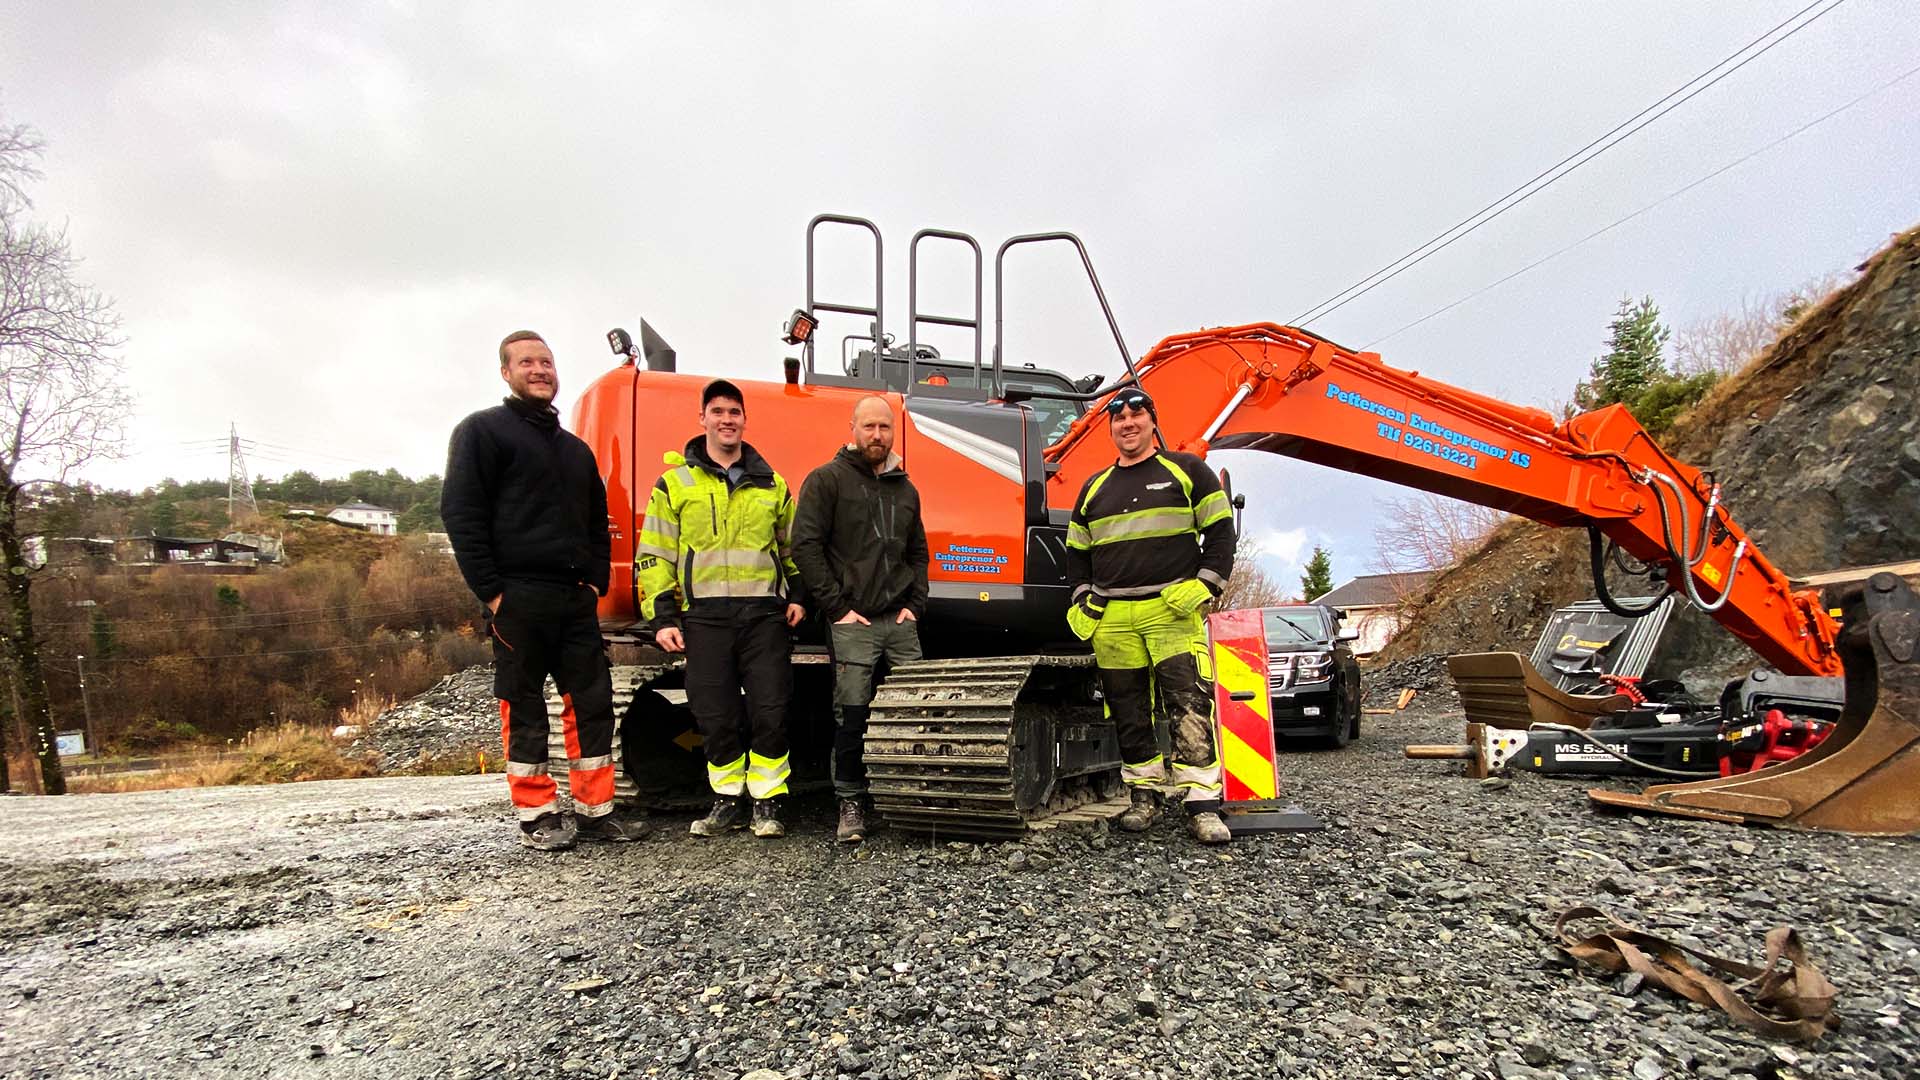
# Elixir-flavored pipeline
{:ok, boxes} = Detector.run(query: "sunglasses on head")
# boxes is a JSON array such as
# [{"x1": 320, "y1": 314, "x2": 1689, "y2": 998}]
[{"x1": 1104, "y1": 390, "x2": 1154, "y2": 417}]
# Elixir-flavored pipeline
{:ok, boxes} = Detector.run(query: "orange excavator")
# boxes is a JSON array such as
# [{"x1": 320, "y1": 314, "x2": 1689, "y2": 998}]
[{"x1": 571, "y1": 214, "x2": 1918, "y2": 839}]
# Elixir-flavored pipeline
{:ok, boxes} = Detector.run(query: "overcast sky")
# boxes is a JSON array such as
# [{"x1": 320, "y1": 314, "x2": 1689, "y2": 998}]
[{"x1": 3, "y1": 2, "x2": 1915, "y2": 589}]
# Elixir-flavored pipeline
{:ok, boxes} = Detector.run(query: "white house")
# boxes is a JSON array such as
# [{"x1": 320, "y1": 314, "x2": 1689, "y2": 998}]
[
  {"x1": 328, "y1": 501, "x2": 399, "y2": 536},
  {"x1": 1313, "y1": 570, "x2": 1437, "y2": 658}
]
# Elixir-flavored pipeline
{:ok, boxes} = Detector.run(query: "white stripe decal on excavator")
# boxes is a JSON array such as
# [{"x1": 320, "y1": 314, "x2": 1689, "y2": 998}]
[{"x1": 909, "y1": 413, "x2": 1024, "y2": 484}]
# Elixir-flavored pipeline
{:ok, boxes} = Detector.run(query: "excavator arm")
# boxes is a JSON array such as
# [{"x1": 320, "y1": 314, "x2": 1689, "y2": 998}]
[{"x1": 1045, "y1": 323, "x2": 1919, "y2": 834}]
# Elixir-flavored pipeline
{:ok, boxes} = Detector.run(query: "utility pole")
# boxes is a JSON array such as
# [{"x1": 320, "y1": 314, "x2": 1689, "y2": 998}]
[{"x1": 75, "y1": 654, "x2": 95, "y2": 759}]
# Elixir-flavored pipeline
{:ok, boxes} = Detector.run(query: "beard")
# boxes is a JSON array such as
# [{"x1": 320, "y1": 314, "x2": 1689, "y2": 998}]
[{"x1": 860, "y1": 441, "x2": 890, "y2": 465}]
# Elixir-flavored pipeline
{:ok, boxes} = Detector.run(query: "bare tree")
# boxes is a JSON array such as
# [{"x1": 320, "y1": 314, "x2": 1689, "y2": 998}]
[
  {"x1": 1, "y1": 119, "x2": 129, "y2": 794},
  {"x1": 1214, "y1": 540, "x2": 1293, "y2": 612},
  {"x1": 1671, "y1": 274, "x2": 1852, "y2": 378},
  {"x1": 1370, "y1": 492, "x2": 1505, "y2": 576}
]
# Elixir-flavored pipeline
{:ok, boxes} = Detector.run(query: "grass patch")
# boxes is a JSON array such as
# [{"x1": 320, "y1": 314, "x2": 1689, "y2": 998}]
[
  {"x1": 409, "y1": 748, "x2": 503, "y2": 776},
  {"x1": 67, "y1": 724, "x2": 376, "y2": 793}
]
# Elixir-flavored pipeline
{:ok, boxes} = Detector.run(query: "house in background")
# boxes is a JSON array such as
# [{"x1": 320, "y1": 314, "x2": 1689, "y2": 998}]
[
  {"x1": 327, "y1": 501, "x2": 398, "y2": 536},
  {"x1": 1313, "y1": 570, "x2": 1437, "y2": 657},
  {"x1": 113, "y1": 534, "x2": 260, "y2": 573}
]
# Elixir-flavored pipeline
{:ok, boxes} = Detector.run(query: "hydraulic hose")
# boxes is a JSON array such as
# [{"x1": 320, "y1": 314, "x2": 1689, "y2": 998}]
[
  {"x1": 1589, "y1": 527, "x2": 1674, "y2": 618},
  {"x1": 1641, "y1": 470, "x2": 1746, "y2": 613}
]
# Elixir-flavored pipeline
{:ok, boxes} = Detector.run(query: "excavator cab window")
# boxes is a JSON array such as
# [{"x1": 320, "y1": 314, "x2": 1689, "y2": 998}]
[{"x1": 1002, "y1": 379, "x2": 1083, "y2": 444}]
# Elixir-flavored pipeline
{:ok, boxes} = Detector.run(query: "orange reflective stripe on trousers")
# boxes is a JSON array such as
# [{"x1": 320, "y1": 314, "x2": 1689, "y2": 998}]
[
  {"x1": 500, "y1": 700, "x2": 558, "y2": 815},
  {"x1": 561, "y1": 691, "x2": 615, "y2": 814}
]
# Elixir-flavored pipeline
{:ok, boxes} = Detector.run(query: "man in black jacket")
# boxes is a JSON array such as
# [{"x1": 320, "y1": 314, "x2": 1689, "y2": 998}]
[
  {"x1": 792, "y1": 395, "x2": 929, "y2": 843},
  {"x1": 441, "y1": 330, "x2": 647, "y2": 851}
]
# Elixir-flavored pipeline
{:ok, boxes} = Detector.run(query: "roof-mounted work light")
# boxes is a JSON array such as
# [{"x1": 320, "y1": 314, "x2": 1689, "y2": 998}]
[{"x1": 781, "y1": 308, "x2": 817, "y2": 346}]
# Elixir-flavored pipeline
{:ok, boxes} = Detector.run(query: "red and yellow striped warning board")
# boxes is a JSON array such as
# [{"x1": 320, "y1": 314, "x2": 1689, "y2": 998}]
[{"x1": 1208, "y1": 608, "x2": 1279, "y2": 802}]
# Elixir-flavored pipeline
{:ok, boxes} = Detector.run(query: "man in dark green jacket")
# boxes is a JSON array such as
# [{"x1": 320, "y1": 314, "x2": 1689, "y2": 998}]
[{"x1": 792, "y1": 395, "x2": 929, "y2": 843}]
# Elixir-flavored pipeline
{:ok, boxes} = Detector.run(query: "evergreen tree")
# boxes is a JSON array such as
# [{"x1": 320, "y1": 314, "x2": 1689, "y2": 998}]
[
  {"x1": 1633, "y1": 370, "x2": 1720, "y2": 433},
  {"x1": 397, "y1": 502, "x2": 443, "y2": 533},
  {"x1": 1571, "y1": 294, "x2": 1718, "y2": 432},
  {"x1": 1577, "y1": 295, "x2": 1670, "y2": 411},
  {"x1": 1300, "y1": 546, "x2": 1334, "y2": 602},
  {"x1": 88, "y1": 610, "x2": 117, "y2": 659}
]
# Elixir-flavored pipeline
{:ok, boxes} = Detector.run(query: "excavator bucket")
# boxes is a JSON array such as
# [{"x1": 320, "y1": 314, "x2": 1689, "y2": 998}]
[
  {"x1": 1446, "y1": 652, "x2": 1633, "y2": 731},
  {"x1": 1590, "y1": 573, "x2": 1920, "y2": 835}
]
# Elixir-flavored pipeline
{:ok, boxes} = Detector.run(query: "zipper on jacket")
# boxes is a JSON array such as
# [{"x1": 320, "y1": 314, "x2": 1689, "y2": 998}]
[{"x1": 709, "y1": 493, "x2": 721, "y2": 595}]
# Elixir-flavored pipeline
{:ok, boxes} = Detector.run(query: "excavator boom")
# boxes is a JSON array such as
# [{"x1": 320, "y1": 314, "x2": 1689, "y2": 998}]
[{"x1": 1045, "y1": 322, "x2": 1916, "y2": 834}]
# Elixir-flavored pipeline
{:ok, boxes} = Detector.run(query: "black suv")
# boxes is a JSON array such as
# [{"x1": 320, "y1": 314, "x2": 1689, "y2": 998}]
[{"x1": 1259, "y1": 605, "x2": 1364, "y2": 747}]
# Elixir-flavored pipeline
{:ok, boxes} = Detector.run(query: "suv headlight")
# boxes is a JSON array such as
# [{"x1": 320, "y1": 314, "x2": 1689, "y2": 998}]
[{"x1": 1268, "y1": 653, "x2": 1332, "y2": 692}]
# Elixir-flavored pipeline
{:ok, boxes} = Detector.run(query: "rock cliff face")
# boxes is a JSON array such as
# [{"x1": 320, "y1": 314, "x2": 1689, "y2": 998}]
[{"x1": 1384, "y1": 225, "x2": 1920, "y2": 688}]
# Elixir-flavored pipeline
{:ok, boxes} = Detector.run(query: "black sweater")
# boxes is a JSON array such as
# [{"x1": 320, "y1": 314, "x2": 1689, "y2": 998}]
[
  {"x1": 441, "y1": 396, "x2": 611, "y2": 603},
  {"x1": 792, "y1": 446, "x2": 929, "y2": 622},
  {"x1": 1065, "y1": 449, "x2": 1235, "y2": 600}
]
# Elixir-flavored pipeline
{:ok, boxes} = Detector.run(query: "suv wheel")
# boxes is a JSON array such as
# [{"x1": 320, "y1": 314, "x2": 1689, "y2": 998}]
[{"x1": 1325, "y1": 714, "x2": 1353, "y2": 750}]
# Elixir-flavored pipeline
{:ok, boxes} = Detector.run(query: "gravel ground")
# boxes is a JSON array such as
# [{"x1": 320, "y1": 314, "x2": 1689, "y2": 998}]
[
  {"x1": 3, "y1": 665, "x2": 1917, "y2": 1079},
  {"x1": 346, "y1": 666, "x2": 499, "y2": 772}
]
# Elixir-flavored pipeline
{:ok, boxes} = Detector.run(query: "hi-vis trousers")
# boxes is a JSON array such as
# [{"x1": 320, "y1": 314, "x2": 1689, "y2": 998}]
[
  {"x1": 1090, "y1": 595, "x2": 1224, "y2": 813},
  {"x1": 489, "y1": 580, "x2": 617, "y2": 827},
  {"x1": 683, "y1": 601, "x2": 793, "y2": 800}
]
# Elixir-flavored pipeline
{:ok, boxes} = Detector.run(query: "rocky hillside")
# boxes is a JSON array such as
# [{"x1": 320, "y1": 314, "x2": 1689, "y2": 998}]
[{"x1": 1384, "y1": 224, "x2": 1920, "y2": 688}]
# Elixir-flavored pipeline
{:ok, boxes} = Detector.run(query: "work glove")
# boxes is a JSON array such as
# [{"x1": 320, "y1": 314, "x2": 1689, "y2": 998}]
[
  {"x1": 1065, "y1": 595, "x2": 1106, "y2": 641},
  {"x1": 1161, "y1": 578, "x2": 1213, "y2": 617}
]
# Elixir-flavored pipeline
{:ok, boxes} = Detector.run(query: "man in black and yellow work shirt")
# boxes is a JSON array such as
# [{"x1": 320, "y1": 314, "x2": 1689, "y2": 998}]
[
  {"x1": 638, "y1": 379, "x2": 806, "y2": 839},
  {"x1": 1064, "y1": 387, "x2": 1236, "y2": 844}
]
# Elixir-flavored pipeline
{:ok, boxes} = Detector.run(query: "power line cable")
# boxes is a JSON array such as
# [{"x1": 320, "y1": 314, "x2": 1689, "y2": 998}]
[
  {"x1": 39, "y1": 591, "x2": 474, "y2": 634},
  {"x1": 1290, "y1": 0, "x2": 1849, "y2": 328},
  {"x1": 35, "y1": 588, "x2": 477, "y2": 631},
  {"x1": 83, "y1": 639, "x2": 446, "y2": 665},
  {"x1": 1361, "y1": 61, "x2": 1920, "y2": 349}
]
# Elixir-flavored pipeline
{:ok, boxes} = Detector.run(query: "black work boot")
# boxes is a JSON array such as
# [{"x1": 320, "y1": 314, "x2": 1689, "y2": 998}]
[
  {"x1": 575, "y1": 811, "x2": 650, "y2": 843},
  {"x1": 836, "y1": 798, "x2": 869, "y2": 844},
  {"x1": 518, "y1": 812, "x2": 578, "y2": 852},
  {"x1": 750, "y1": 798, "x2": 786, "y2": 839},
  {"x1": 1117, "y1": 787, "x2": 1159, "y2": 832},
  {"x1": 689, "y1": 796, "x2": 748, "y2": 837}
]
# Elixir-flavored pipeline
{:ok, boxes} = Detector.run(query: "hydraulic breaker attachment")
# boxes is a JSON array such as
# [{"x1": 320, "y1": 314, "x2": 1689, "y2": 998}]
[
  {"x1": 1589, "y1": 573, "x2": 1920, "y2": 835},
  {"x1": 1405, "y1": 722, "x2": 1501, "y2": 779}
]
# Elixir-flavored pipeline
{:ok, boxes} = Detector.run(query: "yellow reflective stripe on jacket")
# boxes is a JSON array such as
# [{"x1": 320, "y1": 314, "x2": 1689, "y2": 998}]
[
  {"x1": 1154, "y1": 454, "x2": 1195, "y2": 496},
  {"x1": 1066, "y1": 519, "x2": 1093, "y2": 551},
  {"x1": 637, "y1": 481, "x2": 682, "y2": 620},
  {"x1": 1087, "y1": 505, "x2": 1195, "y2": 546},
  {"x1": 1079, "y1": 456, "x2": 1201, "y2": 547},
  {"x1": 1193, "y1": 489, "x2": 1231, "y2": 529},
  {"x1": 1076, "y1": 465, "x2": 1118, "y2": 516}
]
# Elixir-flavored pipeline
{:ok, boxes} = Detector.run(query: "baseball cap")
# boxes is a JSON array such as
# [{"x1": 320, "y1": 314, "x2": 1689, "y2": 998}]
[{"x1": 701, "y1": 379, "x2": 746, "y2": 410}]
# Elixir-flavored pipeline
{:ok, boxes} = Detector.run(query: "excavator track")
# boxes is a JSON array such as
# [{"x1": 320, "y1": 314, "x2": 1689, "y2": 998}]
[
  {"x1": 865, "y1": 655, "x2": 1126, "y2": 840},
  {"x1": 544, "y1": 664, "x2": 682, "y2": 810}
]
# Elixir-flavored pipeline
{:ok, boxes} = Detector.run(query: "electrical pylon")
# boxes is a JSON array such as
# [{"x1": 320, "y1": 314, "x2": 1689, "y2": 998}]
[{"x1": 227, "y1": 423, "x2": 258, "y2": 524}]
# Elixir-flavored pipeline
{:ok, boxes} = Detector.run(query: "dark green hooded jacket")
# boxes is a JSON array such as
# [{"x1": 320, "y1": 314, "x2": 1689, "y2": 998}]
[{"x1": 792, "y1": 446, "x2": 929, "y2": 623}]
